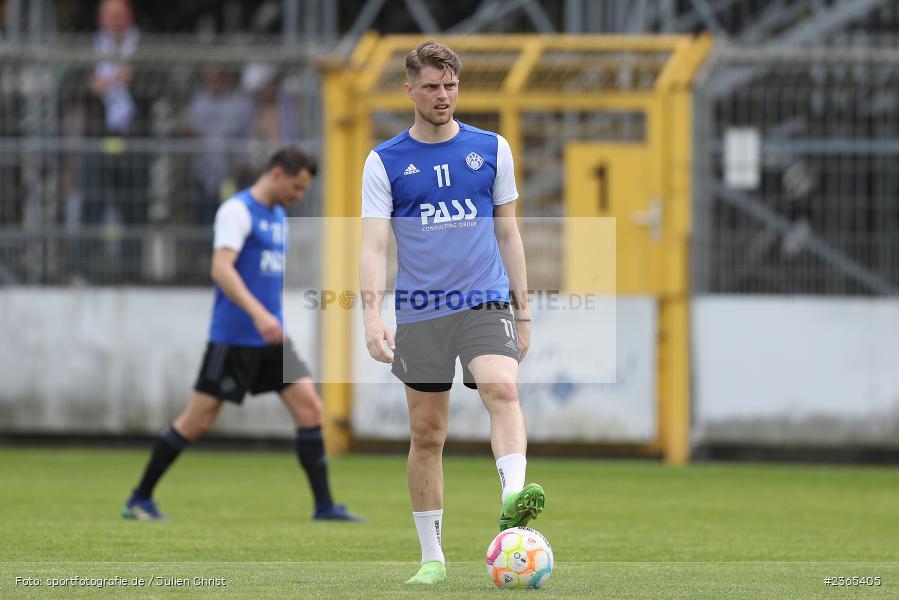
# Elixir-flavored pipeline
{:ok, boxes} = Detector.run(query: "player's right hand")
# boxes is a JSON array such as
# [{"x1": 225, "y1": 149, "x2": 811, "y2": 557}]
[
  {"x1": 364, "y1": 317, "x2": 395, "y2": 363},
  {"x1": 253, "y1": 311, "x2": 285, "y2": 344}
]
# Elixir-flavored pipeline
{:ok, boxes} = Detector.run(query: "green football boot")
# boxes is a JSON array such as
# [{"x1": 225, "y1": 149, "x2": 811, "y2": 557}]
[
  {"x1": 405, "y1": 561, "x2": 447, "y2": 585},
  {"x1": 499, "y1": 482, "x2": 545, "y2": 531}
]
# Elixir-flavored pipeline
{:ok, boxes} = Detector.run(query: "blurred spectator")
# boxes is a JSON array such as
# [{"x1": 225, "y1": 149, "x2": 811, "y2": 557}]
[
  {"x1": 91, "y1": 0, "x2": 139, "y2": 135},
  {"x1": 244, "y1": 64, "x2": 300, "y2": 146},
  {"x1": 184, "y1": 66, "x2": 253, "y2": 224},
  {"x1": 242, "y1": 64, "x2": 314, "y2": 215},
  {"x1": 79, "y1": 0, "x2": 148, "y2": 282}
]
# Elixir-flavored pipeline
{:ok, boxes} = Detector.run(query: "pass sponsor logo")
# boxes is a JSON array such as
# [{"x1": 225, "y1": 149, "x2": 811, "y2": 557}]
[
  {"x1": 259, "y1": 250, "x2": 284, "y2": 274},
  {"x1": 419, "y1": 199, "x2": 477, "y2": 225}
]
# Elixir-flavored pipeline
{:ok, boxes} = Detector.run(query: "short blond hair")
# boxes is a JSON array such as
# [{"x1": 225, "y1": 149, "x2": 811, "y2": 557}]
[{"x1": 405, "y1": 41, "x2": 462, "y2": 81}]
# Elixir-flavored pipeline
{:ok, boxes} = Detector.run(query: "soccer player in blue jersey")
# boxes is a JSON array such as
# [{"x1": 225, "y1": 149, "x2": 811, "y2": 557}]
[
  {"x1": 123, "y1": 147, "x2": 361, "y2": 523},
  {"x1": 360, "y1": 41, "x2": 544, "y2": 585}
]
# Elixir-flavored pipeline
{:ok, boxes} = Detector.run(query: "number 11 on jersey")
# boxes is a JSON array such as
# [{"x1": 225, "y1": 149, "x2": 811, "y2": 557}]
[{"x1": 434, "y1": 163, "x2": 451, "y2": 188}]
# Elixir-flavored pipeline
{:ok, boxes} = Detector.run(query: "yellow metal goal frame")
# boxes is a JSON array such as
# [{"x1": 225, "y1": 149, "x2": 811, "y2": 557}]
[{"x1": 319, "y1": 33, "x2": 712, "y2": 464}]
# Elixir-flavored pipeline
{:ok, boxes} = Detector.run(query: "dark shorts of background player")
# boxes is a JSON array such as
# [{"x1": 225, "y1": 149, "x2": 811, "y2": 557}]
[
  {"x1": 391, "y1": 301, "x2": 519, "y2": 393},
  {"x1": 194, "y1": 338, "x2": 311, "y2": 404}
]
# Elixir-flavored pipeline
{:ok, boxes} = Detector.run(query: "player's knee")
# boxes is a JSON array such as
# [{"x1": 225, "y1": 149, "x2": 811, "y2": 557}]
[
  {"x1": 303, "y1": 397, "x2": 324, "y2": 425},
  {"x1": 286, "y1": 384, "x2": 323, "y2": 425},
  {"x1": 174, "y1": 414, "x2": 200, "y2": 441},
  {"x1": 480, "y1": 382, "x2": 519, "y2": 405},
  {"x1": 192, "y1": 410, "x2": 218, "y2": 437},
  {"x1": 410, "y1": 422, "x2": 446, "y2": 452}
]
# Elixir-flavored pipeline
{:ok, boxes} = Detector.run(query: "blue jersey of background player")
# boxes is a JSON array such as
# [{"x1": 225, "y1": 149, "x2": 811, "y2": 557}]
[
  {"x1": 359, "y1": 41, "x2": 544, "y2": 586},
  {"x1": 123, "y1": 147, "x2": 361, "y2": 523},
  {"x1": 207, "y1": 182, "x2": 286, "y2": 346}
]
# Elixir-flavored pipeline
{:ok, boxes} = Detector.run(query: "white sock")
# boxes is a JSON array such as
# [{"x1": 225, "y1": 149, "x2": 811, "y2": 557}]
[
  {"x1": 412, "y1": 509, "x2": 445, "y2": 564},
  {"x1": 496, "y1": 453, "x2": 527, "y2": 502}
]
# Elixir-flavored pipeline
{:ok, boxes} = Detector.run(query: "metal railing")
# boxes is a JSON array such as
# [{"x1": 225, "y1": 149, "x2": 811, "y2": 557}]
[
  {"x1": 693, "y1": 43, "x2": 899, "y2": 295},
  {"x1": 4, "y1": 37, "x2": 897, "y2": 296},
  {"x1": 0, "y1": 38, "x2": 329, "y2": 285}
]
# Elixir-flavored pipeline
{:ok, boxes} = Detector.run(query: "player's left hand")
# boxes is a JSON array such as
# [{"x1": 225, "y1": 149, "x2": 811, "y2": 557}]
[
  {"x1": 253, "y1": 310, "x2": 285, "y2": 344},
  {"x1": 515, "y1": 320, "x2": 531, "y2": 362},
  {"x1": 363, "y1": 316, "x2": 395, "y2": 364}
]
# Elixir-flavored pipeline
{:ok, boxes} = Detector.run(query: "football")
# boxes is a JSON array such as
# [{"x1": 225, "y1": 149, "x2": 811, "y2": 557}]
[{"x1": 485, "y1": 526, "x2": 553, "y2": 589}]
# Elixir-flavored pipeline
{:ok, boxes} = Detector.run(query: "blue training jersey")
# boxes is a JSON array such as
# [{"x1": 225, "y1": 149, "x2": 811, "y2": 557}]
[
  {"x1": 362, "y1": 121, "x2": 519, "y2": 324},
  {"x1": 208, "y1": 188, "x2": 286, "y2": 346}
]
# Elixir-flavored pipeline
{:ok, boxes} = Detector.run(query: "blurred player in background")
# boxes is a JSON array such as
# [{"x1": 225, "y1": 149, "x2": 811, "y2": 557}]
[
  {"x1": 359, "y1": 41, "x2": 543, "y2": 585},
  {"x1": 123, "y1": 147, "x2": 362, "y2": 523}
]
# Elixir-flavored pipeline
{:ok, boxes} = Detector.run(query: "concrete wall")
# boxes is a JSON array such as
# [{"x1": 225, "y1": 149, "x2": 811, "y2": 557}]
[
  {"x1": 0, "y1": 290, "x2": 658, "y2": 444},
  {"x1": 0, "y1": 288, "x2": 318, "y2": 438},
  {"x1": 692, "y1": 296, "x2": 899, "y2": 446},
  {"x1": 3, "y1": 290, "x2": 897, "y2": 449}
]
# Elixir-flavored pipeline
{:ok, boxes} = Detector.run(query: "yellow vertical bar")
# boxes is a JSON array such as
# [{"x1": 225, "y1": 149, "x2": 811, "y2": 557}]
[
  {"x1": 643, "y1": 86, "x2": 671, "y2": 462},
  {"x1": 500, "y1": 108, "x2": 522, "y2": 213},
  {"x1": 321, "y1": 69, "x2": 353, "y2": 454},
  {"x1": 661, "y1": 85, "x2": 694, "y2": 466},
  {"x1": 658, "y1": 82, "x2": 686, "y2": 466},
  {"x1": 342, "y1": 94, "x2": 374, "y2": 449},
  {"x1": 658, "y1": 35, "x2": 712, "y2": 465}
]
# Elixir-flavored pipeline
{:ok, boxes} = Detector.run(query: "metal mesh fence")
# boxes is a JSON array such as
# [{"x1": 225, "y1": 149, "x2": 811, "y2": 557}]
[
  {"x1": 374, "y1": 46, "x2": 672, "y2": 92},
  {"x1": 525, "y1": 50, "x2": 669, "y2": 91},
  {"x1": 375, "y1": 49, "x2": 522, "y2": 91},
  {"x1": 693, "y1": 44, "x2": 899, "y2": 296},
  {"x1": 0, "y1": 38, "x2": 326, "y2": 286},
  {"x1": 9, "y1": 37, "x2": 896, "y2": 295}
]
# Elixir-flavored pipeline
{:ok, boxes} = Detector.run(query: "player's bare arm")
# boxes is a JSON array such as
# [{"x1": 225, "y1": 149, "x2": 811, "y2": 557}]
[
  {"x1": 360, "y1": 218, "x2": 395, "y2": 363},
  {"x1": 493, "y1": 201, "x2": 531, "y2": 362},
  {"x1": 210, "y1": 247, "x2": 284, "y2": 344}
]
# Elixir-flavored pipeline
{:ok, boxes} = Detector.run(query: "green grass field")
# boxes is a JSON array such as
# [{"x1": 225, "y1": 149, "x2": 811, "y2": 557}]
[{"x1": 1, "y1": 448, "x2": 897, "y2": 599}]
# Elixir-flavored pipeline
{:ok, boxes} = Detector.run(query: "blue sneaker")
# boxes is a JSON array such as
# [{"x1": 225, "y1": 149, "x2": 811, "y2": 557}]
[
  {"x1": 122, "y1": 491, "x2": 167, "y2": 521},
  {"x1": 312, "y1": 504, "x2": 364, "y2": 522}
]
